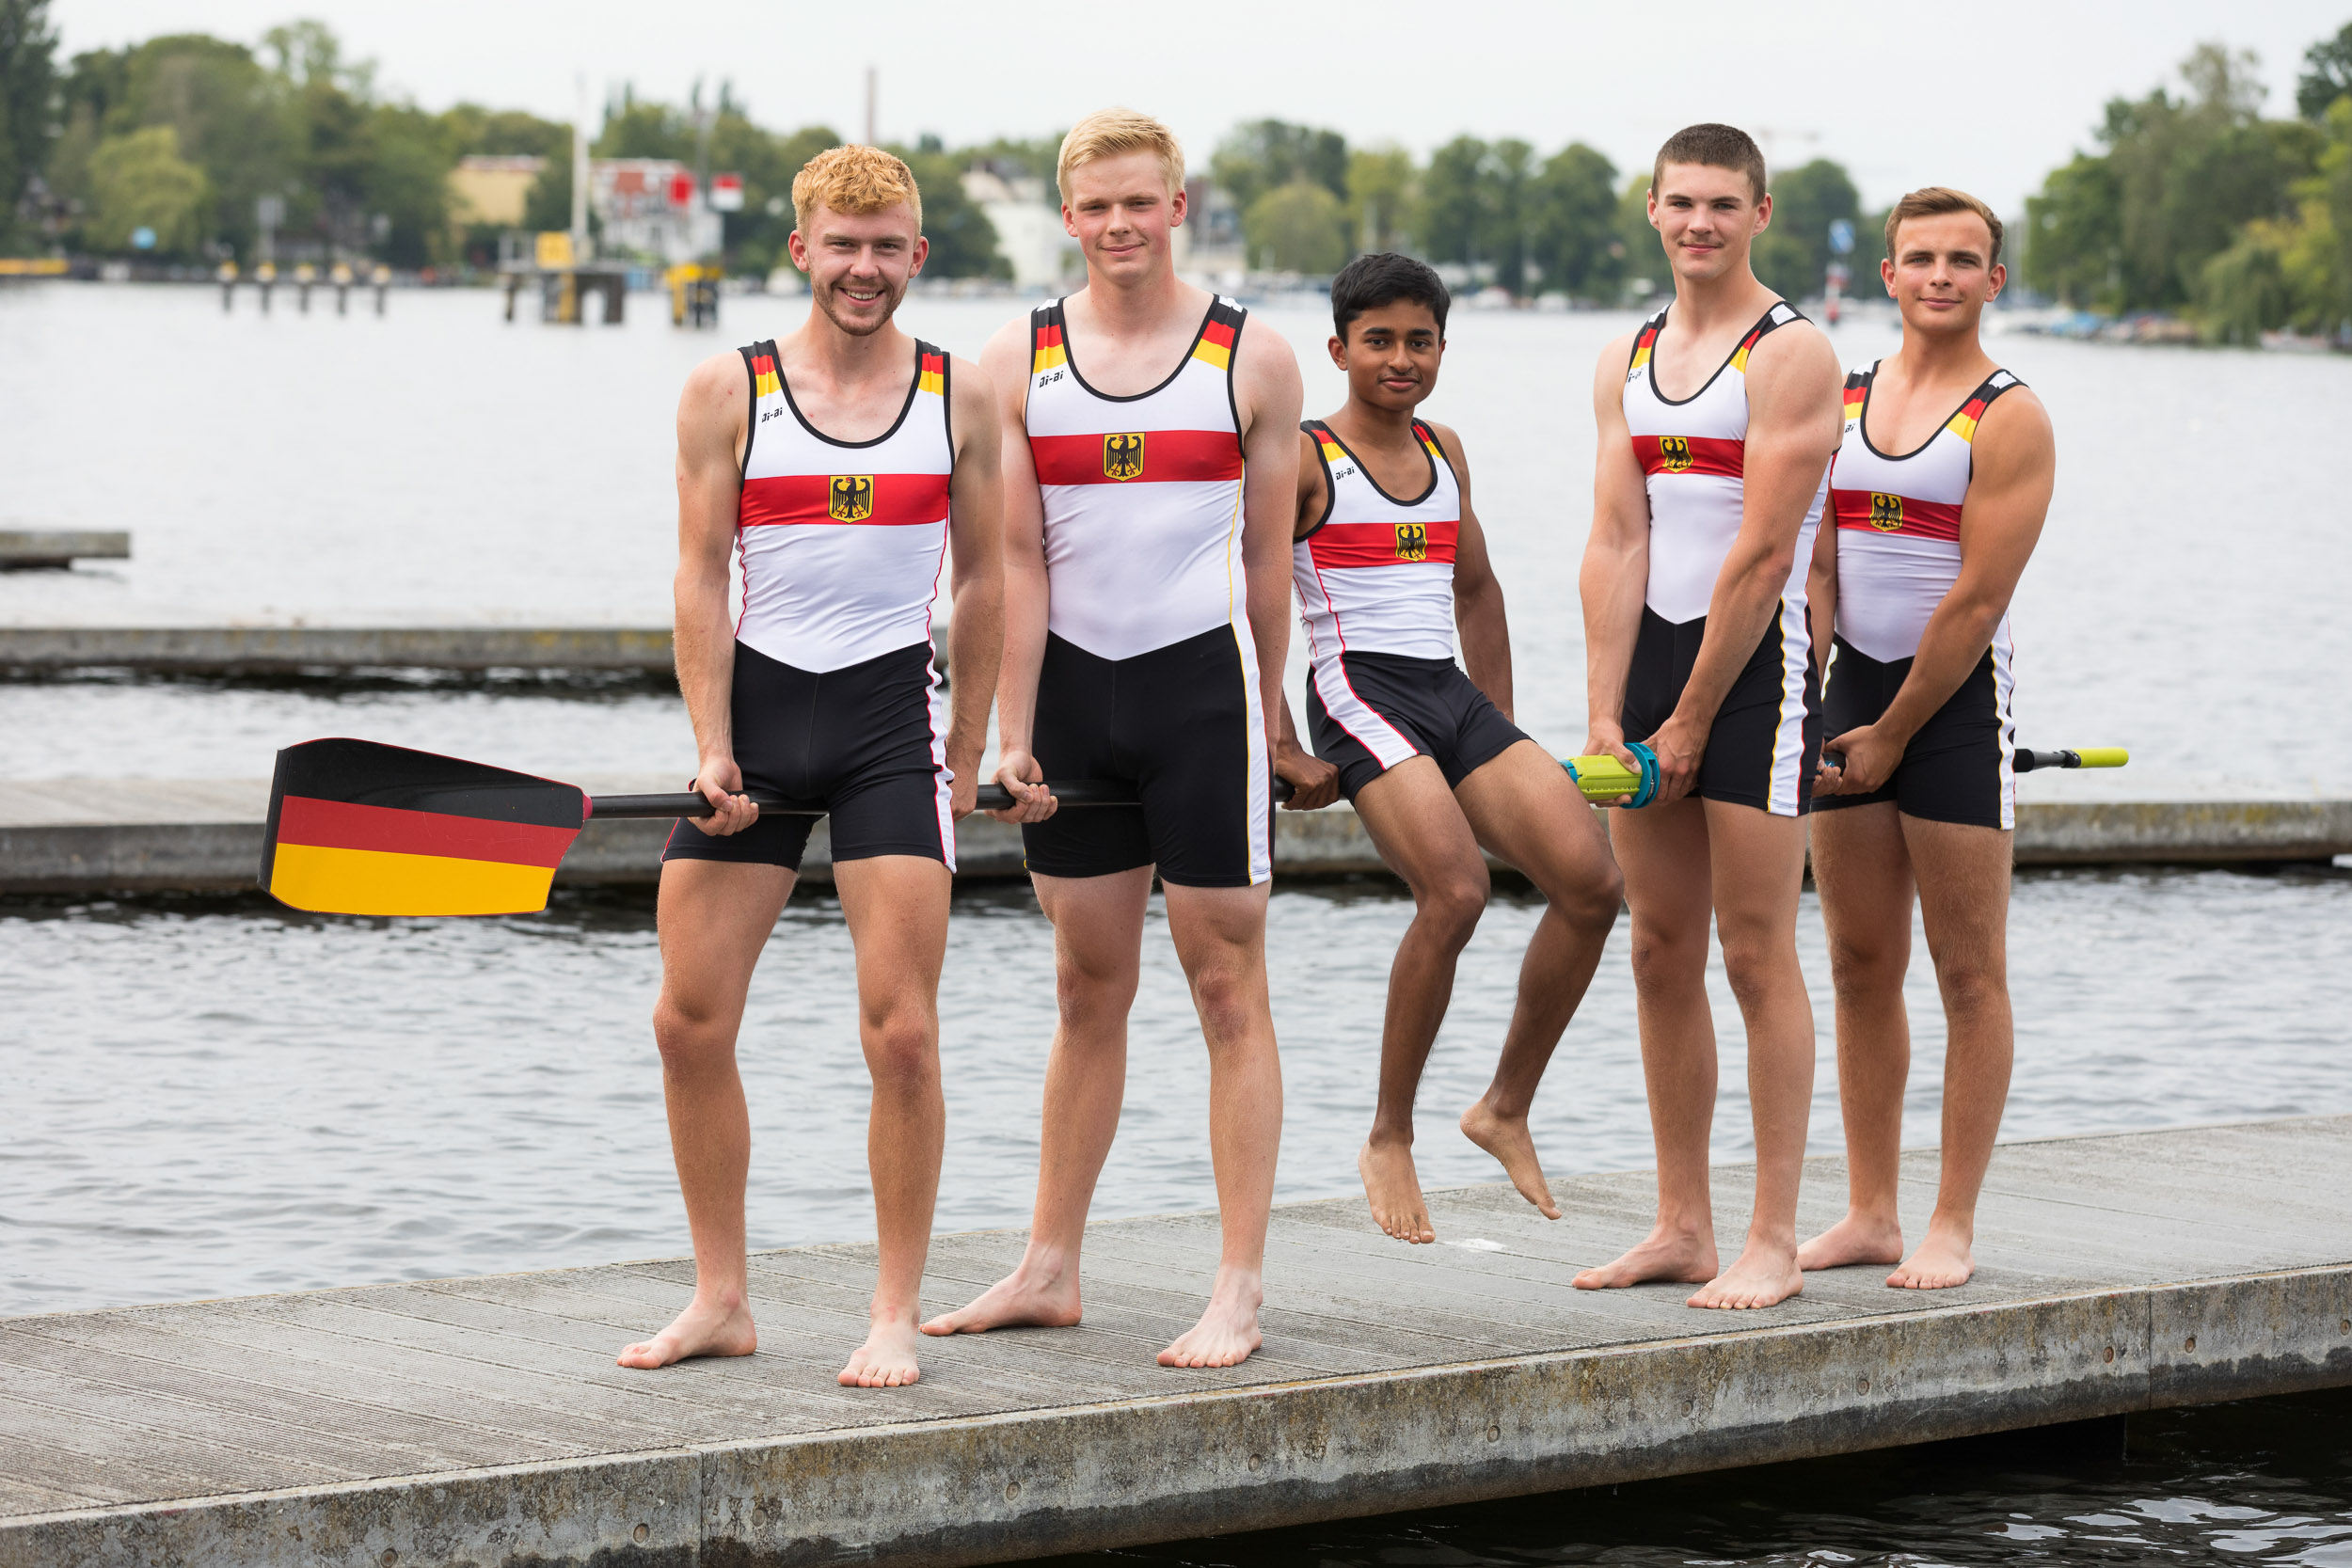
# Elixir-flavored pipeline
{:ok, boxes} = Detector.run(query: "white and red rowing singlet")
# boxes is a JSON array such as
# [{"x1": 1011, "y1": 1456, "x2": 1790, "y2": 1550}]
[
  {"x1": 1827, "y1": 363, "x2": 2023, "y2": 664},
  {"x1": 1294, "y1": 419, "x2": 1459, "y2": 666},
  {"x1": 1623, "y1": 302, "x2": 1827, "y2": 626},
  {"x1": 735, "y1": 340, "x2": 951, "y2": 672},
  {"x1": 1025, "y1": 295, "x2": 1252, "y2": 659}
]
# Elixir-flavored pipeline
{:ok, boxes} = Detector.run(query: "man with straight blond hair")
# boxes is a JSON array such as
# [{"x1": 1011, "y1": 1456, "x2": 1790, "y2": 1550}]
[
  {"x1": 1576, "y1": 123, "x2": 1844, "y2": 1310},
  {"x1": 1799, "y1": 186, "x2": 2056, "y2": 1291},
  {"x1": 622, "y1": 144, "x2": 1005, "y2": 1388},
  {"x1": 922, "y1": 107, "x2": 1311, "y2": 1368}
]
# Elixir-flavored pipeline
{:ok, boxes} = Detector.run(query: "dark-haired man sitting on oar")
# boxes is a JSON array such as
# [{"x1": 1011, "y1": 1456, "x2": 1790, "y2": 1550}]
[
  {"x1": 1275, "y1": 253, "x2": 1624, "y2": 1245},
  {"x1": 623, "y1": 144, "x2": 1004, "y2": 1388}
]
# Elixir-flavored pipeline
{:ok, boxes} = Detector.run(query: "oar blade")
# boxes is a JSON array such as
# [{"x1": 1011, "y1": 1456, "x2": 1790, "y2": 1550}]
[{"x1": 262, "y1": 739, "x2": 587, "y2": 916}]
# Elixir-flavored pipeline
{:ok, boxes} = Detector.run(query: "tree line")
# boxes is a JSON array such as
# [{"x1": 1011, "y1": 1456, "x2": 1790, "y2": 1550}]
[{"x1": 2025, "y1": 25, "x2": 2352, "y2": 341}]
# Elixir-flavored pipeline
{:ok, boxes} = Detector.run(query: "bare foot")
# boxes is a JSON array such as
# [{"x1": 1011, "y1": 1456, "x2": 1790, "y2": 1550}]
[
  {"x1": 1359, "y1": 1138, "x2": 1436, "y2": 1243},
  {"x1": 1796, "y1": 1210, "x2": 1905, "y2": 1273},
  {"x1": 838, "y1": 1316, "x2": 923, "y2": 1386},
  {"x1": 616, "y1": 1292, "x2": 757, "y2": 1369},
  {"x1": 1458, "y1": 1099, "x2": 1561, "y2": 1220},
  {"x1": 920, "y1": 1249, "x2": 1081, "y2": 1336},
  {"x1": 1158, "y1": 1266, "x2": 1263, "y2": 1368},
  {"x1": 1573, "y1": 1226, "x2": 1717, "y2": 1291},
  {"x1": 1887, "y1": 1223, "x2": 1976, "y2": 1290},
  {"x1": 1688, "y1": 1239, "x2": 1804, "y2": 1309}
]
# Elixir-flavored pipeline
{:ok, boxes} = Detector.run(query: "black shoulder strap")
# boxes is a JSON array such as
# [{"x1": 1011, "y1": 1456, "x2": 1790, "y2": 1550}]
[{"x1": 1299, "y1": 420, "x2": 1339, "y2": 534}]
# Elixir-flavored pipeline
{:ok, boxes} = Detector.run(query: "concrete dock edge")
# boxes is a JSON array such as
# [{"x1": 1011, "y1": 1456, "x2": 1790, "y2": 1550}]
[{"x1": 7, "y1": 1267, "x2": 2346, "y2": 1568}]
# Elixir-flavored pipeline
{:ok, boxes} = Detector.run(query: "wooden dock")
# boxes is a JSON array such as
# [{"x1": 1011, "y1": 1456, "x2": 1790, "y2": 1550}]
[
  {"x1": 3, "y1": 1117, "x2": 2349, "y2": 1566},
  {"x1": 0, "y1": 779, "x2": 2346, "y2": 896},
  {"x1": 0, "y1": 626, "x2": 674, "y2": 675}
]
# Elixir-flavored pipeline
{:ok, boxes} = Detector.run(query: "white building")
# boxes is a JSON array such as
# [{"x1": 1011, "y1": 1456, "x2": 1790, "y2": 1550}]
[
  {"x1": 590, "y1": 159, "x2": 723, "y2": 264},
  {"x1": 960, "y1": 169, "x2": 1075, "y2": 289}
]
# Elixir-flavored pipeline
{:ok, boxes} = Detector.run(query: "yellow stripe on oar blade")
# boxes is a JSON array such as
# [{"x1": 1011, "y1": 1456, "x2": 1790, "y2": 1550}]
[{"x1": 268, "y1": 843, "x2": 558, "y2": 916}]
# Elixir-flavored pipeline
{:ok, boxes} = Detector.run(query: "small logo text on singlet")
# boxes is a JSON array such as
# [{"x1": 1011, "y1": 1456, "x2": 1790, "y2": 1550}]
[
  {"x1": 1103, "y1": 433, "x2": 1145, "y2": 482},
  {"x1": 1868, "y1": 492, "x2": 1903, "y2": 531},
  {"x1": 1393, "y1": 522, "x2": 1428, "y2": 562},
  {"x1": 827, "y1": 476, "x2": 876, "y2": 522}
]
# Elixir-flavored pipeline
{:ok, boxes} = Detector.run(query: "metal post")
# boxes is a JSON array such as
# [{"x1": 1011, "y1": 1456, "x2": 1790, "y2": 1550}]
[{"x1": 865, "y1": 67, "x2": 876, "y2": 145}]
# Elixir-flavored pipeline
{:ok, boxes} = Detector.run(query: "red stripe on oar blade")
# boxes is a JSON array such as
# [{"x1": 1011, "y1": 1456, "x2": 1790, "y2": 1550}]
[{"x1": 276, "y1": 796, "x2": 579, "y2": 867}]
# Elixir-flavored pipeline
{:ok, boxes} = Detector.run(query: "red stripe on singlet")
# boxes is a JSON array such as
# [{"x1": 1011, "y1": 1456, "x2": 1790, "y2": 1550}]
[
  {"x1": 1633, "y1": 435, "x2": 1744, "y2": 479},
  {"x1": 739, "y1": 473, "x2": 951, "y2": 528},
  {"x1": 1307, "y1": 518, "x2": 1460, "y2": 569},
  {"x1": 1029, "y1": 429, "x2": 1244, "y2": 486},
  {"x1": 1831, "y1": 488, "x2": 1963, "y2": 541}
]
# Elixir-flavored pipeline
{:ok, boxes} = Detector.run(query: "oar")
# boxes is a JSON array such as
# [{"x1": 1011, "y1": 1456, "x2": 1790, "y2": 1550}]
[{"x1": 2013, "y1": 747, "x2": 2129, "y2": 772}]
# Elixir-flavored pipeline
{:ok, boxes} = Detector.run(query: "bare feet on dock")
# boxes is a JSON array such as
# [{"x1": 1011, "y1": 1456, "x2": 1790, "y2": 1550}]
[
  {"x1": 838, "y1": 1317, "x2": 923, "y2": 1386},
  {"x1": 1458, "y1": 1099, "x2": 1561, "y2": 1220},
  {"x1": 1688, "y1": 1240, "x2": 1804, "y2": 1310},
  {"x1": 1887, "y1": 1223, "x2": 1976, "y2": 1290},
  {"x1": 920, "y1": 1252, "x2": 1081, "y2": 1336},
  {"x1": 616, "y1": 1294, "x2": 757, "y2": 1369},
  {"x1": 1574, "y1": 1226, "x2": 1718, "y2": 1290},
  {"x1": 1359, "y1": 1138, "x2": 1436, "y2": 1243},
  {"x1": 1157, "y1": 1267, "x2": 1263, "y2": 1368},
  {"x1": 1796, "y1": 1211, "x2": 1905, "y2": 1273}
]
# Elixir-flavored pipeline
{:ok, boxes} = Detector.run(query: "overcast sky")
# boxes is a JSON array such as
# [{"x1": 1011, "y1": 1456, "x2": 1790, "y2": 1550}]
[{"x1": 52, "y1": 0, "x2": 2350, "y2": 214}]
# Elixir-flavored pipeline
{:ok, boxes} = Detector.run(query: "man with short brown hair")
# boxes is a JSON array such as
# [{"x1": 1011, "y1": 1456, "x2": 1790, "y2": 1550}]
[
  {"x1": 1575, "y1": 123, "x2": 1844, "y2": 1310},
  {"x1": 1798, "y1": 184, "x2": 2055, "y2": 1291},
  {"x1": 621, "y1": 144, "x2": 1005, "y2": 1388}
]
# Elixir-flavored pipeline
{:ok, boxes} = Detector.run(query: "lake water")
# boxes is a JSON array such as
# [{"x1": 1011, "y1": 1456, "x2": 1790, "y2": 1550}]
[{"x1": 4, "y1": 280, "x2": 2350, "y2": 1560}]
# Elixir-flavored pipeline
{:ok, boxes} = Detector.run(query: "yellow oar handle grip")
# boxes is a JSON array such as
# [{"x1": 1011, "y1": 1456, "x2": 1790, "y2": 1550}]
[
  {"x1": 1565, "y1": 744, "x2": 1659, "y2": 806},
  {"x1": 2015, "y1": 746, "x2": 2131, "y2": 773},
  {"x1": 2073, "y1": 747, "x2": 2130, "y2": 768}
]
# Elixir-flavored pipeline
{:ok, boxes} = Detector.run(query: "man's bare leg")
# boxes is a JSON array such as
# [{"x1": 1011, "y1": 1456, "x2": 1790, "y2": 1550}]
[
  {"x1": 832, "y1": 854, "x2": 953, "y2": 1386},
  {"x1": 1889, "y1": 815, "x2": 2012, "y2": 1289},
  {"x1": 1797, "y1": 801, "x2": 1914, "y2": 1273},
  {"x1": 1574, "y1": 798, "x2": 1721, "y2": 1290},
  {"x1": 1347, "y1": 757, "x2": 1491, "y2": 1243},
  {"x1": 922, "y1": 866, "x2": 1152, "y2": 1337},
  {"x1": 1687, "y1": 799, "x2": 1814, "y2": 1309},
  {"x1": 1452, "y1": 740, "x2": 1624, "y2": 1219},
  {"x1": 620, "y1": 858, "x2": 792, "y2": 1368},
  {"x1": 1157, "y1": 880, "x2": 1282, "y2": 1367}
]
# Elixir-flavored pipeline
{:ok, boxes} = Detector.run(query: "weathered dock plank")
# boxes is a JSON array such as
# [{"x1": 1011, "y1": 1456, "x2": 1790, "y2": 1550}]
[
  {"x1": 0, "y1": 532, "x2": 129, "y2": 570},
  {"x1": 3, "y1": 777, "x2": 2347, "y2": 895},
  {"x1": 4, "y1": 1117, "x2": 2349, "y2": 1567},
  {"x1": 0, "y1": 625, "x2": 673, "y2": 673}
]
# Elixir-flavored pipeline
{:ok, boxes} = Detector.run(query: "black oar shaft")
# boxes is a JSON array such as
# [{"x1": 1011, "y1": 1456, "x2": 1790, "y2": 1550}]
[{"x1": 589, "y1": 778, "x2": 1297, "y2": 820}]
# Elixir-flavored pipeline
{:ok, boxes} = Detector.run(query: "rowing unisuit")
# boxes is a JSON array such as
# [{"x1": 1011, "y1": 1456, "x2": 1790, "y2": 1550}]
[
  {"x1": 1020, "y1": 294, "x2": 1272, "y2": 886},
  {"x1": 662, "y1": 337, "x2": 957, "y2": 873},
  {"x1": 1814, "y1": 362, "x2": 2026, "y2": 829},
  {"x1": 1618, "y1": 301, "x2": 1826, "y2": 816}
]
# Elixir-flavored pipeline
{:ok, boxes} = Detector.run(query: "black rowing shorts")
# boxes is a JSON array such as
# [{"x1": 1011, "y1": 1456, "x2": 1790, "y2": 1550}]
[
  {"x1": 1304, "y1": 650, "x2": 1528, "y2": 802},
  {"x1": 1621, "y1": 606, "x2": 1820, "y2": 816},
  {"x1": 1021, "y1": 626, "x2": 1272, "y2": 888},
  {"x1": 1811, "y1": 634, "x2": 2016, "y2": 830},
  {"x1": 661, "y1": 639, "x2": 954, "y2": 874}
]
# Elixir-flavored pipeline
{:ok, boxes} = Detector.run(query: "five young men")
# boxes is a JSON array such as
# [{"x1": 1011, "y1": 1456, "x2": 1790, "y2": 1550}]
[{"x1": 630, "y1": 115, "x2": 2055, "y2": 1382}]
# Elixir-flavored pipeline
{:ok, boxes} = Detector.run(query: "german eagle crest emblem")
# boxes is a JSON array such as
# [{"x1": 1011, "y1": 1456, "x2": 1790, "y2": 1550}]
[
  {"x1": 1868, "y1": 492, "x2": 1904, "y2": 531},
  {"x1": 1103, "y1": 433, "x2": 1145, "y2": 482},
  {"x1": 1393, "y1": 522, "x2": 1428, "y2": 562},
  {"x1": 1658, "y1": 436, "x2": 1693, "y2": 473},
  {"x1": 828, "y1": 476, "x2": 875, "y2": 522}
]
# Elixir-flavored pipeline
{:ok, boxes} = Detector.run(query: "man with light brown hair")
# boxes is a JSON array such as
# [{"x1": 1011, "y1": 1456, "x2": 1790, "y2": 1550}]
[
  {"x1": 921, "y1": 108, "x2": 1311, "y2": 1368},
  {"x1": 1799, "y1": 185, "x2": 2055, "y2": 1291},
  {"x1": 1576, "y1": 122, "x2": 1844, "y2": 1310},
  {"x1": 620, "y1": 144, "x2": 1005, "y2": 1388}
]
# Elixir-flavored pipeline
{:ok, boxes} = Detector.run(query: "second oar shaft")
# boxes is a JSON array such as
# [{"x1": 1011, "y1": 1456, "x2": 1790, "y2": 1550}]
[{"x1": 591, "y1": 778, "x2": 1298, "y2": 820}]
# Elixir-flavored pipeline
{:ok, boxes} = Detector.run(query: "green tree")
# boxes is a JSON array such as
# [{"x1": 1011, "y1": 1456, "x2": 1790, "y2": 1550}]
[
  {"x1": 1212, "y1": 119, "x2": 1346, "y2": 216},
  {"x1": 1345, "y1": 146, "x2": 1414, "y2": 254},
  {"x1": 1751, "y1": 157, "x2": 1859, "y2": 302},
  {"x1": 438, "y1": 104, "x2": 568, "y2": 160},
  {"x1": 1480, "y1": 138, "x2": 1536, "y2": 294},
  {"x1": 2196, "y1": 221, "x2": 2292, "y2": 341},
  {"x1": 0, "y1": 0, "x2": 57, "y2": 249},
  {"x1": 85, "y1": 123, "x2": 210, "y2": 253},
  {"x1": 2024, "y1": 152, "x2": 2122, "y2": 306},
  {"x1": 1617, "y1": 171, "x2": 1672, "y2": 298},
  {"x1": 364, "y1": 103, "x2": 454, "y2": 265},
  {"x1": 118, "y1": 35, "x2": 290, "y2": 259},
  {"x1": 2297, "y1": 22, "x2": 2352, "y2": 119},
  {"x1": 898, "y1": 148, "x2": 1003, "y2": 278},
  {"x1": 521, "y1": 147, "x2": 578, "y2": 235},
  {"x1": 1528, "y1": 141, "x2": 1617, "y2": 298},
  {"x1": 1244, "y1": 178, "x2": 1348, "y2": 274},
  {"x1": 1418, "y1": 135, "x2": 1489, "y2": 267}
]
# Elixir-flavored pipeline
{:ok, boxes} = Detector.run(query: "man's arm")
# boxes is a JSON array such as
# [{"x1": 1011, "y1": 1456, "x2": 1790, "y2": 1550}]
[
  {"x1": 940, "y1": 354, "x2": 1005, "y2": 820},
  {"x1": 1274, "y1": 425, "x2": 1340, "y2": 811},
  {"x1": 979, "y1": 315, "x2": 1057, "y2": 824},
  {"x1": 1579, "y1": 332, "x2": 1651, "y2": 770},
  {"x1": 1433, "y1": 422, "x2": 1513, "y2": 721},
  {"x1": 1821, "y1": 388, "x2": 2056, "y2": 795},
  {"x1": 1645, "y1": 322, "x2": 1843, "y2": 802},
  {"x1": 1233, "y1": 315, "x2": 1306, "y2": 785},
  {"x1": 674, "y1": 350, "x2": 759, "y2": 835},
  {"x1": 1805, "y1": 506, "x2": 1838, "y2": 689}
]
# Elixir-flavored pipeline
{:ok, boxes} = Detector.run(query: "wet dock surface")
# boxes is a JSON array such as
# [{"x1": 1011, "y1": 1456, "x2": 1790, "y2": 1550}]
[{"x1": 4, "y1": 1117, "x2": 2349, "y2": 1566}]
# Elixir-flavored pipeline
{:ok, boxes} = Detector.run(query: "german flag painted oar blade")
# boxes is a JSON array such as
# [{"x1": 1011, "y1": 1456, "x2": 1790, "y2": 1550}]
[{"x1": 262, "y1": 738, "x2": 587, "y2": 916}]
